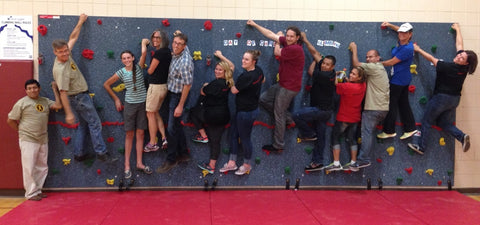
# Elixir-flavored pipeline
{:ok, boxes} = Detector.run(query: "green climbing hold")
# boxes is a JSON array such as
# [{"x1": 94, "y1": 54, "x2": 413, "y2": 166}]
[
  {"x1": 255, "y1": 157, "x2": 261, "y2": 164},
  {"x1": 396, "y1": 177, "x2": 403, "y2": 185},
  {"x1": 431, "y1": 45, "x2": 437, "y2": 53},
  {"x1": 84, "y1": 158, "x2": 95, "y2": 167},
  {"x1": 449, "y1": 27, "x2": 455, "y2": 33},
  {"x1": 419, "y1": 96, "x2": 428, "y2": 104},
  {"x1": 118, "y1": 148, "x2": 125, "y2": 154},
  {"x1": 284, "y1": 166, "x2": 291, "y2": 175},
  {"x1": 447, "y1": 170, "x2": 453, "y2": 176},
  {"x1": 107, "y1": 50, "x2": 114, "y2": 59},
  {"x1": 329, "y1": 24, "x2": 334, "y2": 30},
  {"x1": 376, "y1": 138, "x2": 384, "y2": 144},
  {"x1": 304, "y1": 147, "x2": 313, "y2": 154},
  {"x1": 51, "y1": 168, "x2": 60, "y2": 175},
  {"x1": 222, "y1": 148, "x2": 230, "y2": 154},
  {"x1": 96, "y1": 105, "x2": 104, "y2": 111}
]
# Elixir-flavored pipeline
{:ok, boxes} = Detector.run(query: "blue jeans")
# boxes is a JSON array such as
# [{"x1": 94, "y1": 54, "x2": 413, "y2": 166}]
[
  {"x1": 166, "y1": 92, "x2": 188, "y2": 163},
  {"x1": 68, "y1": 92, "x2": 106, "y2": 156},
  {"x1": 293, "y1": 107, "x2": 332, "y2": 164},
  {"x1": 259, "y1": 84, "x2": 298, "y2": 149},
  {"x1": 413, "y1": 93, "x2": 464, "y2": 151},
  {"x1": 230, "y1": 109, "x2": 258, "y2": 164},
  {"x1": 357, "y1": 110, "x2": 388, "y2": 163}
]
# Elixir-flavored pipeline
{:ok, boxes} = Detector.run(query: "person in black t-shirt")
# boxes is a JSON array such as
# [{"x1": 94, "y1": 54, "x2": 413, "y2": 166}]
[
  {"x1": 408, "y1": 23, "x2": 478, "y2": 155},
  {"x1": 219, "y1": 50, "x2": 265, "y2": 176},
  {"x1": 193, "y1": 51, "x2": 234, "y2": 174}
]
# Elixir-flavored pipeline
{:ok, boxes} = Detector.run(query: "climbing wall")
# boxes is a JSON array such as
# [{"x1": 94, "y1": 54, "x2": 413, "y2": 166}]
[{"x1": 37, "y1": 15, "x2": 457, "y2": 189}]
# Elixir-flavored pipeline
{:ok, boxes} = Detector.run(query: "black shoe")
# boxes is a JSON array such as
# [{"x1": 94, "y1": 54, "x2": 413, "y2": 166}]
[
  {"x1": 463, "y1": 134, "x2": 470, "y2": 152},
  {"x1": 304, "y1": 162, "x2": 324, "y2": 172},
  {"x1": 407, "y1": 143, "x2": 424, "y2": 155},
  {"x1": 156, "y1": 161, "x2": 178, "y2": 173},
  {"x1": 176, "y1": 154, "x2": 191, "y2": 163},
  {"x1": 97, "y1": 152, "x2": 119, "y2": 163},
  {"x1": 262, "y1": 145, "x2": 283, "y2": 152},
  {"x1": 74, "y1": 153, "x2": 95, "y2": 162}
]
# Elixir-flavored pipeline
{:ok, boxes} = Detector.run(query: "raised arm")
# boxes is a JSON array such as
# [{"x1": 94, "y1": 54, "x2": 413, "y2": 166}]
[
  {"x1": 68, "y1": 13, "x2": 88, "y2": 50},
  {"x1": 451, "y1": 23, "x2": 464, "y2": 51},
  {"x1": 381, "y1": 21, "x2": 399, "y2": 32},
  {"x1": 139, "y1": 39, "x2": 149, "y2": 69},
  {"x1": 307, "y1": 61, "x2": 316, "y2": 77},
  {"x1": 349, "y1": 42, "x2": 362, "y2": 67},
  {"x1": 414, "y1": 43, "x2": 438, "y2": 67},
  {"x1": 247, "y1": 20, "x2": 279, "y2": 42},
  {"x1": 214, "y1": 50, "x2": 235, "y2": 71},
  {"x1": 301, "y1": 32, "x2": 322, "y2": 63}
]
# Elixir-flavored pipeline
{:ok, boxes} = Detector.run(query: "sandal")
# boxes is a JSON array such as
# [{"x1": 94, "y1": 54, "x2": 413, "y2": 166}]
[
  {"x1": 137, "y1": 165, "x2": 153, "y2": 175},
  {"x1": 124, "y1": 170, "x2": 132, "y2": 179}
]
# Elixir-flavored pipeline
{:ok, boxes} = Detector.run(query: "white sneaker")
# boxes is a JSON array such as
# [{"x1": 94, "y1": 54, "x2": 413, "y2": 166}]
[
  {"x1": 219, "y1": 163, "x2": 238, "y2": 173},
  {"x1": 400, "y1": 130, "x2": 418, "y2": 140},
  {"x1": 377, "y1": 132, "x2": 397, "y2": 139},
  {"x1": 235, "y1": 165, "x2": 251, "y2": 175}
]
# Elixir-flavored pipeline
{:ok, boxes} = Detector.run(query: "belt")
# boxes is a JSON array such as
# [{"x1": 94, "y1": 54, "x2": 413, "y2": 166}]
[{"x1": 68, "y1": 91, "x2": 89, "y2": 97}]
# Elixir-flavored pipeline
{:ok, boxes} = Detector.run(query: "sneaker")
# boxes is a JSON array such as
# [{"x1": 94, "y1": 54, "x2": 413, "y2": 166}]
[
  {"x1": 97, "y1": 152, "x2": 119, "y2": 163},
  {"x1": 28, "y1": 195, "x2": 42, "y2": 201},
  {"x1": 377, "y1": 132, "x2": 397, "y2": 139},
  {"x1": 73, "y1": 153, "x2": 95, "y2": 162},
  {"x1": 298, "y1": 135, "x2": 318, "y2": 142},
  {"x1": 262, "y1": 144, "x2": 283, "y2": 152},
  {"x1": 349, "y1": 161, "x2": 372, "y2": 172},
  {"x1": 219, "y1": 163, "x2": 238, "y2": 173},
  {"x1": 193, "y1": 135, "x2": 209, "y2": 143},
  {"x1": 197, "y1": 163, "x2": 214, "y2": 174},
  {"x1": 324, "y1": 163, "x2": 343, "y2": 171},
  {"x1": 342, "y1": 162, "x2": 352, "y2": 171},
  {"x1": 235, "y1": 165, "x2": 251, "y2": 175},
  {"x1": 407, "y1": 143, "x2": 424, "y2": 155},
  {"x1": 463, "y1": 134, "x2": 470, "y2": 152},
  {"x1": 304, "y1": 162, "x2": 325, "y2": 172},
  {"x1": 156, "y1": 161, "x2": 178, "y2": 173},
  {"x1": 124, "y1": 170, "x2": 132, "y2": 179},
  {"x1": 136, "y1": 165, "x2": 153, "y2": 175},
  {"x1": 161, "y1": 138, "x2": 168, "y2": 150},
  {"x1": 400, "y1": 130, "x2": 418, "y2": 140},
  {"x1": 176, "y1": 154, "x2": 191, "y2": 163},
  {"x1": 37, "y1": 193, "x2": 47, "y2": 198},
  {"x1": 144, "y1": 143, "x2": 160, "y2": 152}
]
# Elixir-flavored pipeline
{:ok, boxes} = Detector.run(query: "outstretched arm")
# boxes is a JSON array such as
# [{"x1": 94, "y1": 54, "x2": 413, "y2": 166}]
[
  {"x1": 349, "y1": 42, "x2": 362, "y2": 67},
  {"x1": 214, "y1": 50, "x2": 235, "y2": 71},
  {"x1": 247, "y1": 20, "x2": 279, "y2": 42},
  {"x1": 301, "y1": 32, "x2": 322, "y2": 63},
  {"x1": 381, "y1": 21, "x2": 399, "y2": 32},
  {"x1": 414, "y1": 43, "x2": 438, "y2": 67},
  {"x1": 68, "y1": 13, "x2": 88, "y2": 50},
  {"x1": 451, "y1": 23, "x2": 464, "y2": 51}
]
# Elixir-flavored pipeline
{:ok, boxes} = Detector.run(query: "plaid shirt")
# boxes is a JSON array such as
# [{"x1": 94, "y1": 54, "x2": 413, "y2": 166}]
[{"x1": 168, "y1": 46, "x2": 193, "y2": 93}]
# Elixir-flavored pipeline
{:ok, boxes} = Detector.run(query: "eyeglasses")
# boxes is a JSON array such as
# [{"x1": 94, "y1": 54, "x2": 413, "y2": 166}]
[
  {"x1": 173, "y1": 41, "x2": 185, "y2": 46},
  {"x1": 152, "y1": 36, "x2": 161, "y2": 39}
]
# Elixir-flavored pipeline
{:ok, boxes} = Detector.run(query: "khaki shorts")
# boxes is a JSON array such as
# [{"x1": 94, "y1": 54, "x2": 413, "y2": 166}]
[{"x1": 146, "y1": 84, "x2": 167, "y2": 112}]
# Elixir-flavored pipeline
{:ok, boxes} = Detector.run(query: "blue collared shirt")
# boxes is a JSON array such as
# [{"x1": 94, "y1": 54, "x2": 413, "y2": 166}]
[{"x1": 168, "y1": 46, "x2": 194, "y2": 93}]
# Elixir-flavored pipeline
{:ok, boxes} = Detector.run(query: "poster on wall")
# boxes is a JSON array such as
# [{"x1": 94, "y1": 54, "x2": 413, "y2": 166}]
[{"x1": 0, "y1": 15, "x2": 33, "y2": 60}]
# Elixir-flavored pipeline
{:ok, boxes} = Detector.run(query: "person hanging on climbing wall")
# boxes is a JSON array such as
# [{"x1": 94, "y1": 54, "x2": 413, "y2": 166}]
[
  {"x1": 7, "y1": 79, "x2": 62, "y2": 201},
  {"x1": 51, "y1": 13, "x2": 117, "y2": 163},
  {"x1": 104, "y1": 49, "x2": 153, "y2": 179},
  {"x1": 408, "y1": 23, "x2": 478, "y2": 155}
]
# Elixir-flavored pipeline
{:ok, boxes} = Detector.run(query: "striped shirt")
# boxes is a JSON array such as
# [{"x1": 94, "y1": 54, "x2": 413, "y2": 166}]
[
  {"x1": 116, "y1": 64, "x2": 147, "y2": 104},
  {"x1": 168, "y1": 46, "x2": 194, "y2": 93}
]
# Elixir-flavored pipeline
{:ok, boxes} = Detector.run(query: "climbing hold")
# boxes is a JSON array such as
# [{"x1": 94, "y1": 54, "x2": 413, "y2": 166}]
[
  {"x1": 204, "y1": 20, "x2": 213, "y2": 30},
  {"x1": 386, "y1": 146, "x2": 395, "y2": 156},
  {"x1": 51, "y1": 168, "x2": 60, "y2": 175},
  {"x1": 276, "y1": 73, "x2": 279, "y2": 82},
  {"x1": 38, "y1": 54, "x2": 44, "y2": 65},
  {"x1": 405, "y1": 167, "x2": 413, "y2": 174},
  {"x1": 447, "y1": 170, "x2": 453, "y2": 176},
  {"x1": 222, "y1": 147, "x2": 229, "y2": 154},
  {"x1": 329, "y1": 24, "x2": 334, "y2": 30},
  {"x1": 285, "y1": 178, "x2": 290, "y2": 190},
  {"x1": 410, "y1": 64, "x2": 418, "y2": 74},
  {"x1": 255, "y1": 157, "x2": 261, "y2": 164},
  {"x1": 408, "y1": 85, "x2": 416, "y2": 93},
  {"x1": 97, "y1": 19, "x2": 102, "y2": 25},
  {"x1": 439, "y1": 137, "x2": 446, "y2": 146},
  {"x1": 107, "y1": 137, "x2": 114, "y2": 143},
  {"x1": 284, "y1": 166, "x2": 291, "y2": 175},
  {"x1": 81, "y1": 49, "x2": 94, "y2": 60},
  {"x1": 89, "y1": 93, "x2": 95, "y2": 98},
  {"x1": 106, "y1": 178, "x2": 115, "y2": 185},
  {"x1": 296, "y1": 137, "x2": 301, "y2": 143},
  {"x1": 206, "y1": 55, "x2": 212, "y2": 66},
  {"x1": 201, "y1": 170, "x2": 210, "y2": 177},
  {"x1": 38, "y1": 24, "x2": 48, "y2": 36},
  {"x1": 425, "y1": 169, "x2": 434, "y2": 176},
  {"x1": 376, "y1": 158, "x2": 382, "y2": 163},
  {"x1": 84, "y1": 158, "x2": 95, "y2": 167},
  {"x1": 62, "y1": 136, "x2": 71, "y2": 145},
  {"x1": 193, "y1": 51, "x2": 202, "y2": 60},
  {"x1": 431, "y1": 45, "x2": 437, "y2": 53},
  {"x1": 97, "y1": 169, "x2": 101, "y2": 175},
  {"x1": 113, "y1": 83, "x2": 126, "y2": 92},
  {"x1": 107, "y1": 50, "x2": 114, "y2": 59},
  {"x1": 376, "y1": 138, "x2": 384, "y2": 144},
  {"x1": 304, "y1": 147, "x2": 313, "y2": 154},
  {"x1": 117, "y1": 148, "x2": 125, "y2": 154},
  {"x1": 437, "y1": 180, "x2": 442, "y2": 186},
  {"x1": 380, "y1": 25, "x2": 387, "y2": 30},
  {"x1": 236, "y1": 32, "x2": 241, "y2": 38},
  {"x1": 357, "y1": 137, "x2": 362, "y2": 144},
  {"x1": 162, "y1": 19, "x2": 170, "y2": 27},
  {"x1": 62, "y1": 158, "x2": 71, "y2": 166},
  {"x1": 419, "y1": 96, "x2": 428, "y2": 104},
  {"x1": 396, "y1": 177, "x2": 403, "y2": 185},
  {"x1": 449, "y1": 27, "x2": 455, "y2": 33},
  {"x1": 337, "y1": 70, "x2": 346, "y2": 83},
  {"x1": 95, "y1": 105, "x2": 104, "y2": 111}
]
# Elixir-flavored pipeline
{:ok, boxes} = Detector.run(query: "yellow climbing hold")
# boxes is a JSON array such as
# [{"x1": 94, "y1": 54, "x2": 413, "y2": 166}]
[
  {"x1": 425, "y1": 169, "x2": 434, "y2": 176},
  {"x1": 62, "y1": 158, "x2": 71, "y2": 165},
  {"x1": 193, "y1": 51, "x2": 202, "y2": 60},
  {"x1": 112, "y1": 83, "x2": 125, "y2": 92},
  {"x1": 357, "y1": 137, "x2": 362, "y2": 144},
  {"x1": 410, "y1": 64, "x2": 418, "y2": 74},
  {"x1": 386, "y1": 146, "x2": 395, "y2": 156},
  {"x1": 202, "y1": 169, "x2": 210, "y2": 177},
  {"x1": 439, "y1": 137, "x2": 446, "y2": 146},
  {"x1": 89, "y1": 93, "x2": 95, "y2": 98},
  {"x1": 106, "y1": 178, "x2": 115, "y2": 185}
]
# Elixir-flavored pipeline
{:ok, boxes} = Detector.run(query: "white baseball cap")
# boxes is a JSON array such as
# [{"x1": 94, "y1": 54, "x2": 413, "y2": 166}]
[{"x1": 398, "y1": 22, "x2": 413, "y2": 32}]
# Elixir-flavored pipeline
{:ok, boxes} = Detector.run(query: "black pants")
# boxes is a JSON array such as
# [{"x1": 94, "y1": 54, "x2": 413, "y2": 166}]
[{"x1": 383, "y1": 83, "x2": 416, "y2": 134}]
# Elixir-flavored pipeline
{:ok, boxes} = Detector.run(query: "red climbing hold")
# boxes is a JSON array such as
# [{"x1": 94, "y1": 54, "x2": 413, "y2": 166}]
[
  {"x1": 236, "y1": 32, "x2": 242, "y2": 38},
  {"x1": 81, "y1": 49, "x2": 94, "y2": 60},
  {"x1": 376, "y1": 158, "x2": 383, "y2": 163},
  {"x1": 204, "y1": 20, "x2": 212, "y2": 30},
  {"x1": 38, "y1": 24, "x2": 48, "y2": 36},
  {"x1": 62, "y1": 137, "x2": 71, "y2": 145},
  {"x1": 97, "y1": 169, "x2": 101, "y2": 175},
  {"x1": 408, "y1": 85, "x2": 416, "y2": 93},
  {"x1": 107, "y1": 137, "x2": 114, "y2": 143},
  {"x1": 405, "y1": 167, "x2": 413, "y2": 174},
  {"x1": 437, "y1": 180, "x2": 442, "y2": 186},
  {"x1": 97, "y1": 19, "x2": 102, "y2": 25},
  {"x1": 162, "y1": 19, "x2": 170, "y2": 27}
]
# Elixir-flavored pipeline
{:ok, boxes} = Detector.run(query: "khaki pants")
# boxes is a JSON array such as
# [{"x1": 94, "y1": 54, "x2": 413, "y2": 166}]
[{"x1": 19, "y1": 140, "x2": 48, "y2": 199}]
